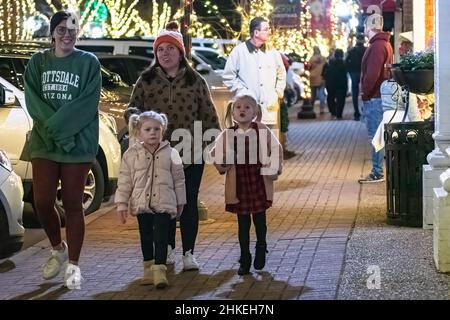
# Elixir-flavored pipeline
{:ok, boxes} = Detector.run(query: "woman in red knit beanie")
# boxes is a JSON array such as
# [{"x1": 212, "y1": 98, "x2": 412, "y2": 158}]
[{"x1": 125, "y1": 21, "x2": 221, "y2": 273}]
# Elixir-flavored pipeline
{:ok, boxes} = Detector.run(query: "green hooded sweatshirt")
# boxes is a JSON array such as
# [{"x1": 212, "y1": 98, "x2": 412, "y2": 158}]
[{"x1": 24, "y1": 48, "x2": 101, "y2": 163}]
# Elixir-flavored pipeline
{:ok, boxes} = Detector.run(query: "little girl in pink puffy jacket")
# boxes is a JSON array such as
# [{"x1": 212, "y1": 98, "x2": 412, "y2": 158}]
[{"x1": 114, "y1": 111, "x2": 186, "y2": 289}]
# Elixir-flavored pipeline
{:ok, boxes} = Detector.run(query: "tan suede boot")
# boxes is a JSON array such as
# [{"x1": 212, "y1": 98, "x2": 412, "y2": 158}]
[
  {"x1": 141, "y1": 260, "x2": 154, "y2": 285},
  {"x1": 151, "y1": 264, "x2": 169, "y2": 289}
]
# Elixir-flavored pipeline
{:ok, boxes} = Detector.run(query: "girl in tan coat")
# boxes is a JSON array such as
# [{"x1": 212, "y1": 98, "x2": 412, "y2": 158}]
[
  {"x1": 115, "y1": 111, "x2": 186, "y2": 289},
  {"x1": 210, "y1": 95, "x2": 283, "y2": 275}
]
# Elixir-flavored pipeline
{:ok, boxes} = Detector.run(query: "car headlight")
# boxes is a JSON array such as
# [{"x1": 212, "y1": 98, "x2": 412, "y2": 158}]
[
  {"x1": 0, "y1": 150, "x2": 12, "y2": 172},
  {"x1": 99, "y1": 111, "x2": 118, "y2": 135}
]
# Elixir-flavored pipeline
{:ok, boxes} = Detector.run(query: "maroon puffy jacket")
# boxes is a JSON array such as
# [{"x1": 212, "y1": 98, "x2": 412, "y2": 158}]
[{"x1": 360, "y1": 32, "x2": 393, "y2": 101}]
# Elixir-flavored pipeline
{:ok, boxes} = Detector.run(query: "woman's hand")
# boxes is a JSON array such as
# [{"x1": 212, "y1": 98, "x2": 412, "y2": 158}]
[
  {"x1": 117, "y1": 210, "x2": 128, "y2": 224},
  {"x1": 177, "y1": 205, "x2": 184, "y2": 216}
]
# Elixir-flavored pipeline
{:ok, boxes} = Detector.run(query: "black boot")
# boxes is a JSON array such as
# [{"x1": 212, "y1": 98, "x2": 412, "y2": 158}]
[
  {"x1": 254, "y1": 244, "x2": 268, "y2": 270},
  {"x1": 238, "y1": 252, "x2": 251, "y2": 275}
]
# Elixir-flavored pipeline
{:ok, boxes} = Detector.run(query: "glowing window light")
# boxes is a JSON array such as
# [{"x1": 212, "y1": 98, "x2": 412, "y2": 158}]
[
  {"x1": 90, "y1": 25, "x2": 104, "y2": 38},
  {"x1": 336, "y1": 1, "x2": 351, "y2": 18}
]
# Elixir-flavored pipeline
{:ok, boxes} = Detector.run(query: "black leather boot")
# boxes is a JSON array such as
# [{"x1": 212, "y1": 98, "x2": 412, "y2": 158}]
[
  {"x1": 254, "y1": 243, "x2": 268, "y2": 270},
  {"x1": 238, "y1": 252, "x2": 251, "y2": 275}
]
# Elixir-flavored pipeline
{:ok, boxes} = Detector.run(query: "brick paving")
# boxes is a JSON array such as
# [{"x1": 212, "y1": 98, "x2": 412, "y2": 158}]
[{"x1": 0, "y1": 103, "x2": 370, "y2": 300}]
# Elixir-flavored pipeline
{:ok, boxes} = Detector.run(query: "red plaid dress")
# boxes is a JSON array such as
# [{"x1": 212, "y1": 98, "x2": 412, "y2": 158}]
[{"x1": 225, "y1": 122, "x2": 272, "y2": 215}]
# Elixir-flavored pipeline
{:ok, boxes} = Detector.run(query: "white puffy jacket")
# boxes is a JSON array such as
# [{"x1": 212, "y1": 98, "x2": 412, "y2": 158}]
[{"x1": 115, "y1": 140, "x2": 186, "y2": 218}]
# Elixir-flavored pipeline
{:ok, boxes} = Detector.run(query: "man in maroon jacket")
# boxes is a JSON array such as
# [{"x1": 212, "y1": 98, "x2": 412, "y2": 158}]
[{"x1": 358, "y1": 13, "x2": 393, "y2": 183}]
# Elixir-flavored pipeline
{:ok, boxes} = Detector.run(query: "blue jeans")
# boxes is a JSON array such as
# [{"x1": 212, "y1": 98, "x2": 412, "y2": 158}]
[
  {"x1": 311, "y1": 85, "x2": 326, "y2": 107},
  {"x1": 362, "y1": 98, "x2": 384, "y2": 177}
]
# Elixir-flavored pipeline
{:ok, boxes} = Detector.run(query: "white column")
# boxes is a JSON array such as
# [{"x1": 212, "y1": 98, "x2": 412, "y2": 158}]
[
  {"x1": 423, "y1": 0, "x2": 450, "y2": 230},
  {"x1": 433, "y1": 176, "x2": 450, "y2": 272},
  {"x1": 413, "y1": 0, "x2": 426, "y2": 51},
  {"x1": 432, "y1": 0, "x2": 450, "y2": 272}
]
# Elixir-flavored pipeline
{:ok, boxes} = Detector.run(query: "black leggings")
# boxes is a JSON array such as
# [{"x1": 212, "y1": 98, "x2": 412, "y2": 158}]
[
  {"x1": 32, "y1": 158, "x2": 91, "y2": 263},
  {"x1": 168, "y1": 163, "x2": 204, "y2": 255},
  {"x1": 237, "y1": 212, "x2": 267, "y2": 254},
  {"x1": 137, "y1": 212, "x2": 171, "y2": 264}
]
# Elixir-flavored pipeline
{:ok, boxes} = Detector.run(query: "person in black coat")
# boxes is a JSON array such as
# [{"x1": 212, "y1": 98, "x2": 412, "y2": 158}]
[
  {"x1": 323, "y1": 49, "x2": 348, "y2": 119},
  {"x1": 345, "y1": 34, "x2": 366, "y2": 120}
]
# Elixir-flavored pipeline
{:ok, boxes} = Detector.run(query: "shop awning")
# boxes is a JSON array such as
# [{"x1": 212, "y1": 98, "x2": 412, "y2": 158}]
[{"x1": 359, "y1": 0, "x2": 397, "y2": 13}]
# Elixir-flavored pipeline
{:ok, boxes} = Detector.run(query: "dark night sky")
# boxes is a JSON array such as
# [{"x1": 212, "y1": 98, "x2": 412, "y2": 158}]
[{"x1": 193, "y1": 0, "x2": 242, "y2": 34}]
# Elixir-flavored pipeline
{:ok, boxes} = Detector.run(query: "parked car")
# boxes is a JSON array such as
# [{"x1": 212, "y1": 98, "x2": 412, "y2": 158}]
[
  {"x1": 0, "y1": 149, "x2": 24, "y2": 258},
  {"x1": 76, "y1": 38, "x2": 154, "y2": 56},
  {"x1": 193, "y1": 47, "x2": 227, "y2": 74},
  {"x1": 77, "y1": 37, "x2": 240, "y2": 57},
  {"x1": 0, "y1": 41, "x2": 132, "y2": 146},
  {"x1": 0, "y1": 69, "x2": 121, "y2": 216},
  {"x1": 76, "y1": 39, "x2": 226, "y2": 84},
  {"x1": 90, "y1": 47, "x2": 233, "y2": 127},
  {"x1": 191, "y1": 38, "x2": 240, "y2": 56},
  {"x1": 95, "y1": 54, "x2": 150, "y2": 87}
]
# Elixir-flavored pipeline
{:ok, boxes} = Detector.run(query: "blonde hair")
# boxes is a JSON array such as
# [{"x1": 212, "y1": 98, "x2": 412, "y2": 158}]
[
  {"x1": 128, "y1": 110, "x2": 169, "y2": 140},
  {"x1": 224, "y1": 94, "x2": 262, "y2": 128}
]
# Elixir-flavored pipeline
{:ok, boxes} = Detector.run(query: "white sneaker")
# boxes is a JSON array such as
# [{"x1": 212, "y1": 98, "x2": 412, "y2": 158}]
[
  {"x1": 166, "y1": 245, "x2": 175, "y2": 265},
  {"x1": 42, "y1": 241, "x2": 68, "y2": 280},
  {"x1": 182, "y1": 250, "x2": 199, "y2": 271},
  {"x1": 64, "y1": 263, "x2": 83, "y2": 290}
]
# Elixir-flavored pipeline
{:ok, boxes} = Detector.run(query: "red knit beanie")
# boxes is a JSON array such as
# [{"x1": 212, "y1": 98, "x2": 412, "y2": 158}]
[{"x1": 153, "y1": 21, "x2": 186, "y2": 55}]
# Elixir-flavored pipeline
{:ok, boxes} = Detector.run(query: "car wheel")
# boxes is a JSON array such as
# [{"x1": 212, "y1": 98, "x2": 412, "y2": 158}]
[{"x1": 55, "y1": 160, "x2": 105, "y2": 222}]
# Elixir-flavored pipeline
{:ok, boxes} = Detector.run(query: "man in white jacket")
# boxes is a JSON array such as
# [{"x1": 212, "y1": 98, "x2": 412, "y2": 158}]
[{"x1": 223, "y1": 17, "x2": 286, "y2": 133}]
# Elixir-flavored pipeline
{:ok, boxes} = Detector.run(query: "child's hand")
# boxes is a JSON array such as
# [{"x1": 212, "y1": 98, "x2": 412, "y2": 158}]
[
  {"x1": 177, "y1": 205, "x2": 184, "y2": 216},
  {"x1": 117, "y1": 210, "x2": 128, "y2": 224}
]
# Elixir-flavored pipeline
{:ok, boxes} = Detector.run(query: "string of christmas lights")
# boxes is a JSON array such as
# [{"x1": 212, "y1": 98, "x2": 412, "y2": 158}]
[
  {"x1": 0, "y1": 0, "x2": 37, "y2": 41},
  {"x1": 131, "y1": 0, "x2": 172, "y2": 36},
  {"x1": 103, "y1": 0, "x2": 140, "y2": 38},
  {"x1": 1, "y1": 0, "x2": 362, "y2": 49}
]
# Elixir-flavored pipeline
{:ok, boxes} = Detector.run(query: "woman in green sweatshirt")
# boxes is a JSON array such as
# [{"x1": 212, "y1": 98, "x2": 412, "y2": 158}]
[{"x1": 24, "y1": 11, "x2": 102, "y2": 289}]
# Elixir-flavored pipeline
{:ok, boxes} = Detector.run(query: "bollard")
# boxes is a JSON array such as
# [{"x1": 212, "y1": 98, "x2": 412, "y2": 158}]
[
  {"x1": 176, "y1": 200, "x2": 215, "y2": 227},
  {"x1": 297, "y1": 99, "x2": 317, "y2": 119},
  {"x1": 198, "y1": 200, "x2": 215, "y2": 225}
]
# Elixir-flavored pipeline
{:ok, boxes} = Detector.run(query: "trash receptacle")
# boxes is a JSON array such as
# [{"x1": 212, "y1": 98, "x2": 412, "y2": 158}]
[{"x1": 384, "y1": 121, "x2": 434, "y2": 227}]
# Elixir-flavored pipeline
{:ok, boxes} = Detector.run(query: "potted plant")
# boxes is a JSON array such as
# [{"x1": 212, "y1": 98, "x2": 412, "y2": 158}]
[{"x1": 391, "y1": 49, "x2": 434, "y2": 94}]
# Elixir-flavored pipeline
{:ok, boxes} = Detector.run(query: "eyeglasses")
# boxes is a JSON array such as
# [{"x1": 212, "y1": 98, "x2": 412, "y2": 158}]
[{"x1": 55, "y1": 26, "x2": 78, "y2": 37}]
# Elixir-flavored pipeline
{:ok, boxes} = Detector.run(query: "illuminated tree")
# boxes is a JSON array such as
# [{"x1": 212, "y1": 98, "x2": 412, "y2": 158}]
[
  {"x1": 195, "y1": 0, "x2": 238, "y2": 39},
  {"x1": 102, "y1": 0, "x2": 140, "y2": 38},
  {"x1": 0, "y1": 0, "x2": 37, "y2": 41},
  {"x1": 79, "y1": 0, "x2": 108, "y2": 36},
  {"x1": 172, "y1": 0, "x2": 237, "y2": 40},
  {"x1": 40, "y1": 0, "x2": 107, "y2": 37},
  {"x1": 237, "y1": 0, "x2": 273, "y2": 40},
  {"x1": 133, "y1": 0, "x2": 172, "y2": 36}
]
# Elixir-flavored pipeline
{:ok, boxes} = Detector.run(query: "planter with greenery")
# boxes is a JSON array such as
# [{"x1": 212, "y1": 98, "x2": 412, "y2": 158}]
[{"x1": 391, "y1": 49, "x2": 434, "y2": 95}]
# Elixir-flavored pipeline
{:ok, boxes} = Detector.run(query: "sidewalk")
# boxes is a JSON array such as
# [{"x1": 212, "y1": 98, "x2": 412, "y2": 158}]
[
  {"x1": 0, "y1": 101, "x2": 448, "y2": 300},
  {"x1": 338, "y1": 172, "x2": 449, "y2": 299}
]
